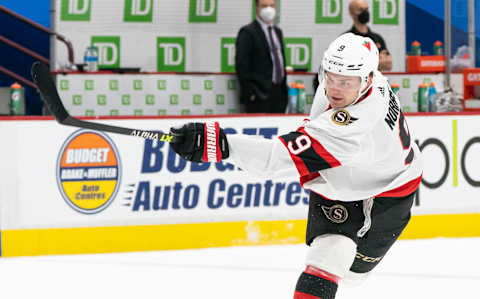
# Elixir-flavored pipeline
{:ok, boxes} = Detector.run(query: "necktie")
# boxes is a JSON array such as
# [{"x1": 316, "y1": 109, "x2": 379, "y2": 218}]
[{"x1": 268, "y1": 26, "x2": 283, "y2": 84}]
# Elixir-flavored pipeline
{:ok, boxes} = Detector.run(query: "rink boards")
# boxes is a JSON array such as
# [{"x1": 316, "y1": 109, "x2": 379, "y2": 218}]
[{"x1": 0, "y1": 114, "x2": 479, "y2": 257}]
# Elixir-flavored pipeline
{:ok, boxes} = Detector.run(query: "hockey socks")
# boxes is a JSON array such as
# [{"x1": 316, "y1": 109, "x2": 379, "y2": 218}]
[{"x1": 294, "y1": 266, "x2": 339, "y2": 299}]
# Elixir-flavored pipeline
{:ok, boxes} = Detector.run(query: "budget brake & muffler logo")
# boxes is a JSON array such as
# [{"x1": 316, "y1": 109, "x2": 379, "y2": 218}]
[{"x1": 56, "y1": 130, "x2": 122, "y2": 214}]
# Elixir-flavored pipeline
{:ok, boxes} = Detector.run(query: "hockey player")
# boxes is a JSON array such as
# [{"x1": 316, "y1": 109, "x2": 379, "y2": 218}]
[{"x1": 169, "y1": 33, "x2": 422, "y2": 299}]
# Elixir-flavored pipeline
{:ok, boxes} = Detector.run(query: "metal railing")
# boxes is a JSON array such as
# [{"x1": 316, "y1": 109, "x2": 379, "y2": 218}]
[
  {"x1": 0, "y1": 5, "x2": 75, "y2": 87},
  {"x1": 0, "y1": 5, "x2": 74, "y2": 64}
]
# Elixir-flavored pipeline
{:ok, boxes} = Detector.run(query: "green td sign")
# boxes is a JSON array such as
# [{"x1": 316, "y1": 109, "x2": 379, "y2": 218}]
[
  {"x1": 84, "y1": 80, "x2": 94, "y2": 90},
  {"x1": 316, "y1": 0, "x2": 342, "y2": 24},
  {"x1": 373, "y1": 0, "x2": 398, "y2": 25},
  {"x1": 60, "y1": 80, "x2": 69, "y2": 91},
  {"x1": 189, "y1": 0, "x2": 217, "y2": 23},
  {"x1": 193, "y1": 95, "x2": 202, "y2": 105},
  {"x1": 133, "y1": 80, "x2": 143, "y2": 90},
  {"x1": 122, "y1": 95, "x2": 131, "y2": 105},
  {"x1": 97, "y1": 95, "x2": 107, "y2": 106},
  {"x1": 181, "y1": 80, "x2": 190, "y2": 90},
  {"x1": 216, "y1": 94, "x2": 225, "y2": 105},
  {"x1": 146, "y1": 94, "x2": 155, "y2": 105},
  {"x1": 170, "y1": 95, "x2": 179, "y2": 105},
  {"x1": 227, "y1": 79, "x2": 237, "y2": 90},
  {"x1": 204, "y1": 80, "x2": 213, "y2": 90},
  {"x1": 61, "y1": 0, "x2": 91, "y2": 21},
  {"x1": 221, "y1": 37, "x2": 236, "y2": 72},
  {"x1": 91, "y1": 36, "x2": 121, "y2": 69},
  {"x1": 109, "y1": 80, "x2": 119, "y2": 90},
  {"x1": 72, "y1": 95, "x2": 82, "y2": 106},
  {"x1": 124, "y1": 0, "x2": 153, "y2": 22},
  {"x1": 284, "y1": 38, "x2": 312, "y2": 71},
  {"x1": 157, "y1": 37, "x2": 186, "y2": 72},
  {"x1": 157, "y1": 80, "x2": 167, "y2": 90}
]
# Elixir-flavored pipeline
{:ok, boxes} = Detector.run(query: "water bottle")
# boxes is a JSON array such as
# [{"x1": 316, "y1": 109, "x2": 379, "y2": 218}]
[
  {"x1": 10, "y1": 82, "x2": 23, "y2": 115},
  {"x1": 84, "y1": 46, "x2": 91, "y2": 71},
  {"x1": 433, "y1": 41, "x2": 443, "y2": 56},
  {"x1": 296, "y1": 83, "x2": 306, "y2": 113},
  {"x1": 427, "y1": 82, "x2": 437, "y2": 112},
  {"x1": 417, "y1": 82, "x2": 428, "y2": 112},
  {"x1": 411, "y1": 41, "x2": 421, "y2": 56},
  {"x1": 90, "y1": 46, "x2": 99, "y2": 72},
  {"x1": 287, "y1": 82, "x2": 298, "y2": 113},
  {"x1": 84, "y1": 46, "x2": 99, "y2": 72},
  {"x1": 391, "y1": 83, "x2": 400, "y2": 95}
]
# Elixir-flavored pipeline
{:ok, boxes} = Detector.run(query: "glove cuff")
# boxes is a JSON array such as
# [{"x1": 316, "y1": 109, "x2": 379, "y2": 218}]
[{"x1": 203, "y1": 121, "x2": 222, "y2": 162}]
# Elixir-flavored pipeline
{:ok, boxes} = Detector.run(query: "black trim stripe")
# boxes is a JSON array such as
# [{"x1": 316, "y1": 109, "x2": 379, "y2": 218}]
[
  {"x1": 279, "y1": 132, "x2": 335, "y2": 174},
  {"x1": 295, "y1": 272, "x2": 338, "y2": 299}
]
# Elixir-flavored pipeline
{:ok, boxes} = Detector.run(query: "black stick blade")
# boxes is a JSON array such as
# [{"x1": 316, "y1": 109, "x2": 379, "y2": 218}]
[{"x1": 31, "y1": 61, "x2": 69, "y2": 123}]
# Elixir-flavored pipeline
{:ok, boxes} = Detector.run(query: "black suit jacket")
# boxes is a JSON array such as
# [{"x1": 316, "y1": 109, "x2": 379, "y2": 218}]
[{"x1": 235, "y1": 20, "x2": 288, "y2": 104}]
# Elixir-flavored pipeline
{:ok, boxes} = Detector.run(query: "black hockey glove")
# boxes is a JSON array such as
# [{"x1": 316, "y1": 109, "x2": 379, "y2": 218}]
[{"x1": 169, "y1": 122, "x2": 229, "y2": 163}]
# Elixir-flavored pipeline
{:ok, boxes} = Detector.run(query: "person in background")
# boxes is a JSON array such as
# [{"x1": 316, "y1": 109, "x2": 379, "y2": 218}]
[
  {"x1": 235, "y1": 0, "x2": 288, "y2": 113},
  {"x1": 346, "y1": 0, "x2": 392, "y2": 71}
]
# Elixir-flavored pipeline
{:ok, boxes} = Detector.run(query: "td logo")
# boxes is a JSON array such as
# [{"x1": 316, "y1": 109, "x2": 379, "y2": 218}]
[
  {"x1": 284, "y1": 38, "x2": 312, "y2": 71},
  {"x1": 221, "y1": 37, "x2": 236, "y2": 72},
  {"x1": 157, "y1": 37, "x2": 186, "y2": 72},
  {"x1": 189, "y1": 0, "x2": 217, "y2": 23},
  {"x1": 61, "y1": 0, "x2": 91, "y2": 21},
  {"x1": 316, "y1": 0, "x2": 342, "y2": 24},
  {"x1": 91, "y1": 36, "x2": 120, "y2": 69},
  {"x1": 373, "y1": 0, "x2": 398, "y2": 25},
  {"x1": 124, "y1": 0, "x2": 153, "y2": 22}
]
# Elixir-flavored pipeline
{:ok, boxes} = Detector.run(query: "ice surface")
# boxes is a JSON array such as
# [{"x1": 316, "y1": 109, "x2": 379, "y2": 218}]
[{"x1": 0, "y1": 237, "x2": 478, "y2": 299}]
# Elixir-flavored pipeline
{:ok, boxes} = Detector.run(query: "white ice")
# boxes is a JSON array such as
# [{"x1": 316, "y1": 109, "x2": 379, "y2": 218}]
[{"x1": 0, "y1": 237, "x2": 479, "y2": 299}]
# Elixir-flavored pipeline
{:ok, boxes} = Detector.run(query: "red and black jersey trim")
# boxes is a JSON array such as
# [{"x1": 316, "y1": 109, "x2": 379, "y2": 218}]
[
  {"x1": 300, "y1": 172, "x2": 321, "y2": 187},
  {"x1": 278, "y1": 129, "x2": 341, "y2": 177},
  {"x1": 376, "y1": 175, "x2": 422, "y2": 198}
]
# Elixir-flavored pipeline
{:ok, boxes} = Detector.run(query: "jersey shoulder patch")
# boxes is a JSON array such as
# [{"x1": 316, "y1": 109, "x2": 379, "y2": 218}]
[{"x1": 331, "y1": 109, "x2": 358, "y2": 126}]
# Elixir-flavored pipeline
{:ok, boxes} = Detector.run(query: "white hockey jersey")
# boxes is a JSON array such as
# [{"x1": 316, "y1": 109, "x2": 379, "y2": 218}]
[{"x1": 227, "y1": 71, "x2": 422, "y2": 202}]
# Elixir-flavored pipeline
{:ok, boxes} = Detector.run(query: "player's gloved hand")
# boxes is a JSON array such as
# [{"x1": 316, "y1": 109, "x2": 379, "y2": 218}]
[{"x1": 169, "y1": 122, "x2": 229, "y2": 163}]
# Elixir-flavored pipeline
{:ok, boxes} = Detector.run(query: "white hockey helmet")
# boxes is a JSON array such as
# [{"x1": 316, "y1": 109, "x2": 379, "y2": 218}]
[{"x1": 321, "y1": 33, "x2": 379, "y2": 99}]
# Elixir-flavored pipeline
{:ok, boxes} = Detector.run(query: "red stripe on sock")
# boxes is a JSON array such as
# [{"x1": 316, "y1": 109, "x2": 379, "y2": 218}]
[
  {"x1": 294, "y1": 291, "x2": 323, "y2": 299},
  {"x1": 304, "y1": 266, "x2": 340, "y2": 284}
]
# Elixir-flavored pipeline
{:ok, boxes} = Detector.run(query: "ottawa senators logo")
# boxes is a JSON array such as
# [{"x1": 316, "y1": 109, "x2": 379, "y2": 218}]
[
  {"x1": 321, "y1": 204, "x2": 348, "y2": 224},
  {"x1": 331, "y1": 110, "x2": 358, "y2": 126}
]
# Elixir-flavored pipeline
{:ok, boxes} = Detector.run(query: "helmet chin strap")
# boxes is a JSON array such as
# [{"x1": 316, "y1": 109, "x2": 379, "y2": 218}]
[{"x1": 350, "y1": 76, "x2": 373, "y2": 106}]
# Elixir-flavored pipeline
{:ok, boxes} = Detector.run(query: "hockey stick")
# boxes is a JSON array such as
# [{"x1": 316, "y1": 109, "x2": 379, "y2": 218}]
[{"x1": 31, "y1": 61, "x2": 181, "y2": 142}]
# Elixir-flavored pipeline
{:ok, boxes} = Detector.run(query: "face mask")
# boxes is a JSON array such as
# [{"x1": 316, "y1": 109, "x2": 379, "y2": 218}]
[
  {"x1": 260, "y1": 6, "x2": 276, "y2": 23},
  {"x1": 358, "y1": 9, "x2": 370, "y2": 24}
]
